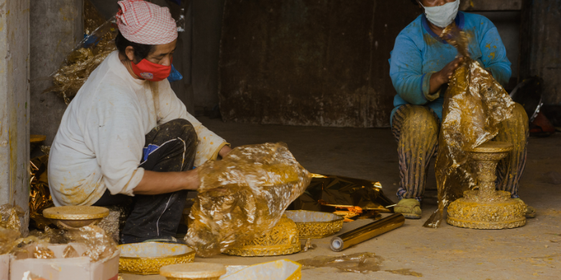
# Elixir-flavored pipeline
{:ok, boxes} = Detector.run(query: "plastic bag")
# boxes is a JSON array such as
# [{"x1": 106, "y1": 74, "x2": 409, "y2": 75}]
[
  {"x1": 0, "y1": 204, "x2": 24, "y2": 231},
  {"x1": 0, "y1": 228, "x2": 20, "y2": 255},
  {"x1": 423, "y1": 24, "x2": 515, "y2": 228},
  {"x1": 186, "y1": 143, "x2": 311, "y2": 257},
  {"x1": 65, "y1": 225, "x2": 118, "y2": 262}
]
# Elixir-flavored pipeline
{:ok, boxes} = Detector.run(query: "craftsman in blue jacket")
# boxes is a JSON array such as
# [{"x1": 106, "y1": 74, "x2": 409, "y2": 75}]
[{"x1": 389, "y1": 0, "x2": 534, "y2": 219}]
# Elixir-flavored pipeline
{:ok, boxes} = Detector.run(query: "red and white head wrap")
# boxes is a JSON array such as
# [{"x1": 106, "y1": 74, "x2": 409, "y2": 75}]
[{"x1": 116, "y1": 0, "x2": 178, "y2": 45}]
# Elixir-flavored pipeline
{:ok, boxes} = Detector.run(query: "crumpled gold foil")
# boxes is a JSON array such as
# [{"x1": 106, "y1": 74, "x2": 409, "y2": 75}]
[
  {"x1": 65, "y1": 225, "x2": 118, "y2": 262},
  {"x1": 84, "y1": 0, "x2": 106, "y2": 36},
  {"x1": 185, "y1": 143, "x2": 311, "y2": 257},
  {"x1": 29, "y1": 155, "x2": 55, "y2": 230},
  {"x1": 423, "y1": 24, "x2": 515, "y2": 228},
  {"x1": 0, "y1": 228, "x2": 21, "y2": 255},
  {"x1": 0, "y1": 204, "x2": 24, "y2": 231},
  {"x1": 47, "y1": 9, "x2": 117, "y2": 104}
]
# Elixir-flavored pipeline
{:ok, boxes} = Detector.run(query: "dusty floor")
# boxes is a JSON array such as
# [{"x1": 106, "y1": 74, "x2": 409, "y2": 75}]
[{"x1": 123, "y1": 117, "x2": 561, "y2": 280}]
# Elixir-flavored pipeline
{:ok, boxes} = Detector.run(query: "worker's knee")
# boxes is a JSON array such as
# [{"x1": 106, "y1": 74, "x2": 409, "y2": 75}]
[
  {"x1": 401, "y1": 106, "x2": 439, "y2": 133},
  {"x1": 160, "y1": 119, "x2": 199, "y2": 146}
]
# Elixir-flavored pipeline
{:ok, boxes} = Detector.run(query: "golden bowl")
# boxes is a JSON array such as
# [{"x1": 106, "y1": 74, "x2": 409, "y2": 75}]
[
  {"x1": 284, "y1": 210, "x2": 344, "y2": 239},
  {"x1": 221, "y1": 259, "x2": 302, "y2": 280},
  {"x1": 43, "y1": 206, "x2": 109, "y2": 230},
  {"x1": 118, "y1": 242, "x2": 195, "y2": 275},
  {"x1": 160, "y1": 263, "x2": 226, "y2": 280},
  {"x1": 224, "y1": 215, "x2": 301, "y2": 257}
]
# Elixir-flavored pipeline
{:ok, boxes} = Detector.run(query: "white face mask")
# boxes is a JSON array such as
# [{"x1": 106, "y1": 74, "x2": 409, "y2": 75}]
[{"x1": 420, "y1": 0, "x2": 460, "y2": 28}]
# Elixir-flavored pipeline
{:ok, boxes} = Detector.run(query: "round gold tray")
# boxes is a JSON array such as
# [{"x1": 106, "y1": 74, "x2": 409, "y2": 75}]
[
  {"x1": 43, "y1": 206, "x2": 109, "y2": 229},
  {"x1": 221, "y1": 259, "x2": 301, "y2": 280},
  {"x1": 284, "y1": 210, "x2": 344, "y2": 239},
  {"x1": 118, "y1": 242, "x2": 196, "y2": 275},
  {"x1": 160, "y1": 263, "x2": 226, "y2": 280},
  {"x1": 224, "y1": 215, "x2": 301, "y2": 257}
]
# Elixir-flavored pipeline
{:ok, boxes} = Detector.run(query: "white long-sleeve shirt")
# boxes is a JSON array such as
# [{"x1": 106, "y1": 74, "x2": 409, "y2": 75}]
[{"x1": 48, "y1": 51, "x2": 228, "y2": 206}]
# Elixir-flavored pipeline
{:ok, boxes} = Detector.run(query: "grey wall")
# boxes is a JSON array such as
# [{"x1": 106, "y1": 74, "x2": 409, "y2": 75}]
[
  {"x1": 29, "y1": 0, "x2": 84, "y2": 145},
  {"x1": 476, "y1": 11, "x2": 521, "y2": 83},
  {"x1": 520, "y1": 0, "x2": 561, "y2": 105}
]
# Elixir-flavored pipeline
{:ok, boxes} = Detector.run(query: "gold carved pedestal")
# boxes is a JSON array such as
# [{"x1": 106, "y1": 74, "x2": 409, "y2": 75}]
[{"x1": 447, "y1": 142, "x2": 527, "y2": 229}]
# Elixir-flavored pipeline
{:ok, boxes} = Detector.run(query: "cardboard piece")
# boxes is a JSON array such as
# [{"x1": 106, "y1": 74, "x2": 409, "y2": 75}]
[
  {"x1": 10, "y1": 243, "x2": 119, "y2": 280},
  {"x1": 0, "y1": 253, "x2": 9, "y2": 280}
]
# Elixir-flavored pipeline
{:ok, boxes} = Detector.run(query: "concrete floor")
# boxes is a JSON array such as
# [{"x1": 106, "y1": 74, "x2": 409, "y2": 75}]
[{"x1": 123, "y1": 117, "x2": 561, "y2": 280}]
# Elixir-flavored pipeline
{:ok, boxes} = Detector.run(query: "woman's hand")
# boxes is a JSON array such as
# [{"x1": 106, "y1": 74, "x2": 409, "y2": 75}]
[
  {"x1": 429, "y1": 56, "x2": 464, "y2": 94},
  {"x1": 437, "y1": 56, "x2": 464, "y2": 83}
]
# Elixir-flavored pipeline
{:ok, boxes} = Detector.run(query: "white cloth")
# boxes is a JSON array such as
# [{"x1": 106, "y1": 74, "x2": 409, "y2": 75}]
[{"x1": 48, "y1": 51, "x2": 228, "y2": 206}]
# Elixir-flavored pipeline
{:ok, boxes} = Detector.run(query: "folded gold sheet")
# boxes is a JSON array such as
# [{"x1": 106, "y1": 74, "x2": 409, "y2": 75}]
[{"x1": 291, "y1": 174, "x2": 393, "y2": 213}]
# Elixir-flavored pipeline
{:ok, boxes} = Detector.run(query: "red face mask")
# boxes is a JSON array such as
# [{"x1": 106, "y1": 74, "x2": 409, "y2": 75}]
[{"x1": 131, "y1": 58, "x2": 172, "y2": 82}]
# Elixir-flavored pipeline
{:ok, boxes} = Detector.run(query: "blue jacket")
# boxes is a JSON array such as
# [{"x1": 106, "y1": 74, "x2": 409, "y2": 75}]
[{"x1": 389, "y1": 11, "x2": 511, "y2": 123}]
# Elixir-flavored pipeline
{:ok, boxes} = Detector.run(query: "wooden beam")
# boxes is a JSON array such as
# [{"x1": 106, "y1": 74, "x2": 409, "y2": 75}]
[{"x1": 460, "y1": 0, "x2": 522, "y2": 11}]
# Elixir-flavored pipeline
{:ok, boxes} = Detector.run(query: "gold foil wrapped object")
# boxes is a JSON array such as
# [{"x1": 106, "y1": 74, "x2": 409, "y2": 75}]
[
  {"x1": 330, "y1": 213, "x2": 405, "y2": 252},
  {"x1": 446, "y1": 142, "x2": 527, "y2": 229},
  {"x1": 118, "y1": 242, "x2": 196, "y2": 275},
  {"x1": 423, "y1": 24, "x2": 515, "y2": 228},
  {"x1": 186, "y1": 143, "x2": 311, "y2": 257}
]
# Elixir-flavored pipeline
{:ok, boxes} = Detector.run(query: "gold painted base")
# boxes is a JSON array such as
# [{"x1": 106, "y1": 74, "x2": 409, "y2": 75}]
[
  {"x1": 118, "y1": 243, "x2": 196, "y2": 275},
  {"x1": 224, "y1": 216, "x2": 301, "y2": 257},
  {"x1": 447, "y1": 191, "x2": 527, "y2": 230}
]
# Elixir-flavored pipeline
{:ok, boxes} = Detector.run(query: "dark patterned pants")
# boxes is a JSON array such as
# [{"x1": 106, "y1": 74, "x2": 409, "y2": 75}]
[
  {"x1": 391, "y1": 104, "x2": 529, "y2": 201},
  {"x1": 94, "y1": 119, "x2": 198, "y2": 243}
]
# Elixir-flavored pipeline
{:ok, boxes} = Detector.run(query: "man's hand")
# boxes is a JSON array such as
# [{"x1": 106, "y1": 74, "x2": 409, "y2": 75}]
[{"x1": 429, "y1": 57, "x2": 464, "y2": 94}]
